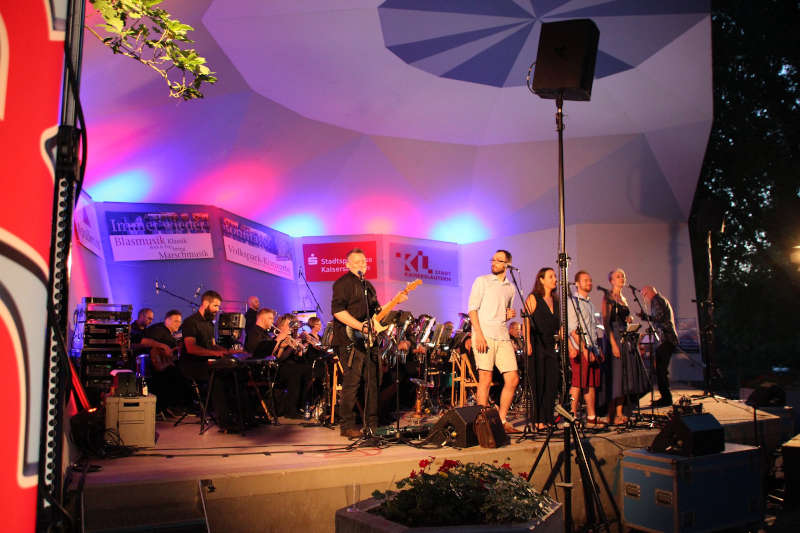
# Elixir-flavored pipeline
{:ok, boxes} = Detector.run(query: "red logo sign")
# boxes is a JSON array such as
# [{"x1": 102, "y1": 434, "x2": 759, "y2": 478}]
[{"x1": 302, "y1": 241, "x2": 378, "y2": 281}]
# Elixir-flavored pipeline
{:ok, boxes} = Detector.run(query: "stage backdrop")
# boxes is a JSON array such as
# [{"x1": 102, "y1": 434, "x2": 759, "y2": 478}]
[{"x1": 89, "y1": 202, "x2": 297, "y2": 321}]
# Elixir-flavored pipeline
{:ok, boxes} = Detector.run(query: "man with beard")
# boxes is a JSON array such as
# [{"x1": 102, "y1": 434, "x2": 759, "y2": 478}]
[
  {"x1": 468, "y1": 249, "x2": 518, "y2": 433},
  {"x1": 179, "y1": 290, "x2": 237, "y2": 428}
]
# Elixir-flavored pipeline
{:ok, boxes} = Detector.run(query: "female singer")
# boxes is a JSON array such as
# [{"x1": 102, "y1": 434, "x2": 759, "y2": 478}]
[
  {"x1": 602, "y1": 268, "x2": 650, "y2": 425},
  {"x1": 525, "y1": 267, "x2": 560, "y2": 430}
]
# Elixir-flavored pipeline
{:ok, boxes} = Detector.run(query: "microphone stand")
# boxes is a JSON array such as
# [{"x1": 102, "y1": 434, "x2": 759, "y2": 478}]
[
  {"x1": 347, "y1": 272, "x2": 385, "y2": 448},
  {"x1": 298, "y1": 268, "x2": 326, "y2": 322},
  {"x1": 566, "y1": 289, "x2": 602, "y2": 427},
  {"x1": 507, "y1": 267, "x2": 536, "y2": 442},
  {"x1": 154, "y1": 280, "x2": 200, "y2": 310}
]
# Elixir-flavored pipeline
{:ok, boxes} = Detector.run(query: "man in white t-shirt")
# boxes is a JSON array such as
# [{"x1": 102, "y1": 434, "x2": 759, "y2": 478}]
[{"x1": 468, "y1": 249, "x2": 518, "y2": 433}]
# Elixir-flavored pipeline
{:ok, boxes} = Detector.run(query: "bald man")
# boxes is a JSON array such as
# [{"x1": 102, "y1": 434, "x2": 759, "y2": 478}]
[
  {"x1": 639, "y1": 286, "x2": 678, "y2": 406},
  {"x1": 244, "y1": 295, "x2": 260, "y2": 333}
]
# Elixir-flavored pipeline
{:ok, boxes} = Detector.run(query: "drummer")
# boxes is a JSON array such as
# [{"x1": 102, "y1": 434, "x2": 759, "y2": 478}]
[{"x1": 245, "y1": 308, "x2": 282, "y2": 358}]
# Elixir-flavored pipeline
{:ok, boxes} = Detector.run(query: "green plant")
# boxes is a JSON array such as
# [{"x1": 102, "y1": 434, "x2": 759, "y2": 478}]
[
  {"x1": 371, "y1": 458, "x2": 555, "y2": 527},
  {"x1": 86, "y1": 0, "x2": 217, "y2": 100}
]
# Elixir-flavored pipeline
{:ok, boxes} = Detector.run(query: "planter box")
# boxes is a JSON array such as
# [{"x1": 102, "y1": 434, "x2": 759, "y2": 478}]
[{"x1": 335, "y1": 497, "x2": 563, "y2": 533}]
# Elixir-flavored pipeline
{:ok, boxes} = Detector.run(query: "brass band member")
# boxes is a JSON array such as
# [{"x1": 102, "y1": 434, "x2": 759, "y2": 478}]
[
  {"x1": 244, "y1": 308, "x2": 278, "y2": 358},
  {"x1": 469, "y1": 249, "x2": 518, "y2": 434},
  {"x1": 273, "y1": 313, "x2": 312, "y2": 418}
]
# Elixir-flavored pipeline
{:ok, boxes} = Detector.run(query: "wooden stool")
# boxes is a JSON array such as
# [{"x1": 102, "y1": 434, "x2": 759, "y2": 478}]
[{"x1": 450, "y1": 351, "x2": 478, "y2": 407}]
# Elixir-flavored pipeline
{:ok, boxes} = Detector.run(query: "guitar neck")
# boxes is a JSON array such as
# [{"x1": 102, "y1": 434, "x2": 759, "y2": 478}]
[{"x1": 374, "y1": 294, "x2": 404, "y2": 323}]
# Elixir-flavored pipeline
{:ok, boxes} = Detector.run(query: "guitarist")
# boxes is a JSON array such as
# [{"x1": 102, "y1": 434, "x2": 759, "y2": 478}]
[
  {"x1": 331, "y1": 248, "x2": 408, "y2": 438},
  {"x1": 142, "y1": 309, "x2": 192, "y2": 415}
]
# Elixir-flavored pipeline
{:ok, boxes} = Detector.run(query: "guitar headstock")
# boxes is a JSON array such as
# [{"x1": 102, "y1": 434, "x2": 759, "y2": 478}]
[{"x1": 403, "y1": 279, "x2": 423, "y2": 293}]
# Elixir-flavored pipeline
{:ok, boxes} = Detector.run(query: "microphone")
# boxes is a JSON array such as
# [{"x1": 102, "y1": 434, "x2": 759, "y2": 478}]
[
  {"x1": 506, "y1": 264, "x2": 520, "y2": 271},
  {"x1": 596, "y1": 286, "x2": 609, "y2": 293},
  {"x1": 555, "y1": 404, "x2": 575, "y2": 424},
  {"x1": 568, "y1": 281, "x2": 577, "y2": 286},
  {"x1": 628, "y1": 284, "x2": 639, "y2": 292},
  {"x1": 194, "y1": 285, "x2": 202, "y2": 298},
  {"x1": 155, "y1": 280, "x2": 160, "y2": 295},
  {"x1": 357, "y1": 270, "x2": 364, "y2": 280},
  {"x1": 298, "y1": 267, "x2": 304, "y2": 279}
]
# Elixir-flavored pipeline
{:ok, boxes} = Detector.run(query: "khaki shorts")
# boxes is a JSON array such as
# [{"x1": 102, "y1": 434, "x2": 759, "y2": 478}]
[{"x1": 475, "y1": 338, "x2": 517, "y2": 374}]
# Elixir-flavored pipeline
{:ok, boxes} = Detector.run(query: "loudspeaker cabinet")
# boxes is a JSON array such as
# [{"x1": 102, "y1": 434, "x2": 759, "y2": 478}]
[{"x1": 621, "y1": 443, "x2": 762, "y2": 533}]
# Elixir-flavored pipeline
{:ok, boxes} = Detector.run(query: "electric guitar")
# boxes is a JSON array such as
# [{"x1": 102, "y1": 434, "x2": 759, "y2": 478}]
[{"x1": 346, "y1": 279, "x2": 422, "y2": 347}]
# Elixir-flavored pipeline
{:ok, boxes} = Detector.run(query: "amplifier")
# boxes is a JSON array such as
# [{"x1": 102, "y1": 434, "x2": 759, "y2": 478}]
[
  {"x1": 81, "y1": 349, "x2": 125, "y2": 363},
  {"x1": 84, "y1": 363, "x2": 115, "y2": 377},
  {"x1": 105, "y1": 395, "x2": 156, "y2": 448},
  {"x1": 84, "y1": 377, "x2": 113, "y2": 390},
  {"x1": 219, "y1": 312, "x2": 245, "y2": 329},
  {"x1": 85, "y1": 323, "x2": 129, "y2": 338}
]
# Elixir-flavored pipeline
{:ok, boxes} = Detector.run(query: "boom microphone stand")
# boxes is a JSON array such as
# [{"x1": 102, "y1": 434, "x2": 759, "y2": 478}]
[{"x1": 507, "y1": 267, "x2": 536, "y2": 441}]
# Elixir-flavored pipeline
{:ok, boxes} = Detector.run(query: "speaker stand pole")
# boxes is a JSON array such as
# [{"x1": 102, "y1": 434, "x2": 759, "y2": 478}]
[{"x1": 555, "y1": 91, "x2": 575, "y2": 533}]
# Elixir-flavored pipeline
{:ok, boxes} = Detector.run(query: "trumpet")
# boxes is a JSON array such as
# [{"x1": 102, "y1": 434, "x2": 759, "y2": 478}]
[{"x1": 269, "y1": 325, "x2": 281, "y2": 335}]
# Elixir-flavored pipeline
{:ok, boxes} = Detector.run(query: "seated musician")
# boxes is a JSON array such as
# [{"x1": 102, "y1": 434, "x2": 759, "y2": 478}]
[
  {"x1": 245, "y1": 308, "x2": 278, "y2": 358},
  {"x1": 273, "y1": 313, "x2": 313, "y2": 419},
  {"x1": 179, "y1": 290, "x2": 237, "y2": 427},
  {"x1": 141, "y1": 309, "x2": 192, "y2": 415}
]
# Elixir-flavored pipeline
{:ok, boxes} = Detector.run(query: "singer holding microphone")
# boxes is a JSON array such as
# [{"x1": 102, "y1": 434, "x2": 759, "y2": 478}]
[{"x1": 468, "y1": 250, "x2": 518, "y2": 434}]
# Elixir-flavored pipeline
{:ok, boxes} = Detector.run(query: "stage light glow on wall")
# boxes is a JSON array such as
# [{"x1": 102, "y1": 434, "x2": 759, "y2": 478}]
[
  {"x1": 271, "y1": 213, "x2": 325, "y2": 237},
  {"x1": 87, "y1": 169, "x2": 153, "y2": 202},
  {"x1": 430, "y1": 213, "x2": 489, "y2": 244}
]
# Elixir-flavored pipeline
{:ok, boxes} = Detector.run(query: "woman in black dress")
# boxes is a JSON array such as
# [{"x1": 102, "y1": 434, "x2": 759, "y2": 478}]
[
  {"x1": 602, "y1": 268, "x2": 650, "y2": 425},
  {"x1": 525, "y1": 267, "x2": 560, "y2": 429}
]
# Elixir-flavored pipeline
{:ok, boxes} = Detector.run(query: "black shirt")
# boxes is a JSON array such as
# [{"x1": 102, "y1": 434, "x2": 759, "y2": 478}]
[
  {"x1": 245, "y1": 308, "x2": 258, "y2": 333},
  {"x1": 245, "y1": 325, "x2": 276, "y2": 358},
  {"x1": 331, "y1": 271, "x2": 380, "y2": 347},
  {"x1": 181, "y1": 311, "x2": 216, "y2": 356},
  {"x1": 143, "y1": 322, "x2": 178, "y2": 349}
]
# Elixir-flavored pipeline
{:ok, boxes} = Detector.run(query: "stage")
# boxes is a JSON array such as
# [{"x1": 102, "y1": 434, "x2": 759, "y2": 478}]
[{"x1": 82, "y1": 387, "x2": 790, "y2": 533}]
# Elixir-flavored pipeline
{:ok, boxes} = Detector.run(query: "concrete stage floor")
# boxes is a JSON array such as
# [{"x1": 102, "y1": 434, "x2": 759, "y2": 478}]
[{"x1": 82, "y1": 387, "x2": 790, "y2": 532}]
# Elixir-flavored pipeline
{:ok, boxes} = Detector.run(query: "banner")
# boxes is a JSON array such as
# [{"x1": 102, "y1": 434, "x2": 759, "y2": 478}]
[
  {"x1": 389, "y1": 242, "x2": 459, "y2": 286},
  {"x1": 74, "y1": 195, "x2": 104, "y2": 258},
  {"x1": 302, "y1": 241, "x2": 377, "y2": 281},
  {"x1": 220, "y1": 212, "x2": 294, "y2": 280},
  {"x1": 0, "y1": 1, "x2": 66, "y2": 528},
  {"x1": 105, "y1": 211, "x2": 214, "y2": 261}
]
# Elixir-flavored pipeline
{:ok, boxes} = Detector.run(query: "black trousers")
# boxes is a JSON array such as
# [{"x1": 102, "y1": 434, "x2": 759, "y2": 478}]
[
  {"x1": 277, "y1": 360, "x2": 312, "y2": 416},
  {"x1": 340, "y1": 345, "x2": 378, "y2": 429},
  {"x1": 655, "y1": 341, "x2": 676, "y2": 402},
  {"x1": 532, "y1": 351, "x2": 559, "y2": 425}
]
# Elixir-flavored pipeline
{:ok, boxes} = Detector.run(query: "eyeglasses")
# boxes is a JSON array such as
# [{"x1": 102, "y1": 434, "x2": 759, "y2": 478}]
[{"x1": 490, "y1": 259, "x2": 507, "y2": 264}]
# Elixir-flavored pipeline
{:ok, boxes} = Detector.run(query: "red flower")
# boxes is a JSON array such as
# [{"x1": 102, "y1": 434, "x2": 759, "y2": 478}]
[
  {"x1": 438, "y1": 459, "x2": 460, "y2": 473},
  {"x1": 518, "y1": 472, "x2": 529, "y2": 480},
  {"x1": 419, "y1": 458, "x2": 432, "y2": 469},
  {"x1": 501, "y1": 463, "x2": 512, "y2": 471},
  {"x1": 409, "y1": 469, "x2": 417, "y2": 479}
]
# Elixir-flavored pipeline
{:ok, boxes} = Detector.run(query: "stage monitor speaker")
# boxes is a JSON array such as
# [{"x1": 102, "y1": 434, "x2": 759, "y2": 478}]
[
  {"x1": 532, "y1": 19, "x2": 599, "y2": 101},
  {"x1": 428, "y1": 405, "x2": 483, "y2": 448},
  {"x1": 649, "y1": 412, "x2": 725, "y2": 457},
  {"x1": 747, "y1": 383, "x2": 786, "y2": 408}
]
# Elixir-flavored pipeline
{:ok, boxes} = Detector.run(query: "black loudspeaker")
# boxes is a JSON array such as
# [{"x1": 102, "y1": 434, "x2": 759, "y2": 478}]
[
  {"x1": 532, "y1": 19, "x2": 600, "y2": 101},
  {"x1": 427, "y1": 406, "x2": 483, "y2": 448},
  {"x1": 746, "y1": 383, "x2": 786, "y2": 407},
  {"x1": 649, "y1": 413, "x2": 725, "y2": 457}
]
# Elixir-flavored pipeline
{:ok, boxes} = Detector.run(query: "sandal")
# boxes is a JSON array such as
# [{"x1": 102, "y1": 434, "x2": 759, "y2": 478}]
[
  {"x1": 611, "y1": 416, "x2": 629, "y2": 426},
  {"x1": 586, "y1": 417, "x2": 607, "y2": 429}
]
